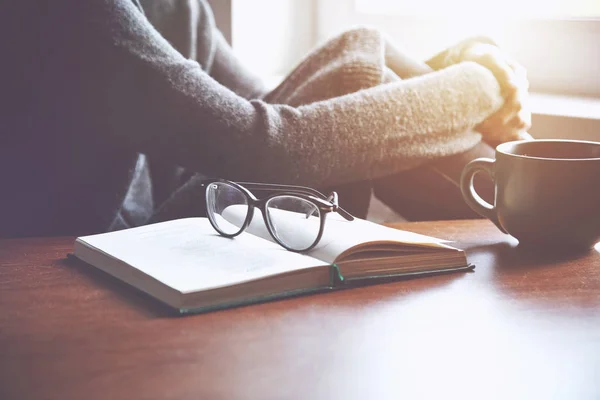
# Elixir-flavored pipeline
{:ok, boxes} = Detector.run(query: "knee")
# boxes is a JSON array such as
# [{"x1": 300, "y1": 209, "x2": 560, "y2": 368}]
[
  {"x1": 322, "y1": 26, "x2": 387, "y2": 87},
  {"x1": 333, "y1": 26, "x2": 383, "y2": 48}
]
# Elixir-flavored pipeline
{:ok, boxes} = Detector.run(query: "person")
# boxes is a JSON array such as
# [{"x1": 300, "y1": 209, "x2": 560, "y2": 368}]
[{"x1": 0, "y1": 0, "x2": 530, "y2": 238}]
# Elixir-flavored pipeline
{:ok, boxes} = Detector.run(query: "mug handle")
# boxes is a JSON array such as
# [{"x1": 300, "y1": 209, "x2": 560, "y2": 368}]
[{"x1": 460, "y1": 158, "x2": 507, "y2": 234}]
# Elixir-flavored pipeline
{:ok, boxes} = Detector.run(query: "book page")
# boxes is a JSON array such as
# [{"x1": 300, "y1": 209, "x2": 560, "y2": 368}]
[
  {"x1": 307, "y1": 215, "x2": 452, "y2": 264},
  {"x1": 222, "y1": 205, "x2": 323, "y2": 251},
  {"x1": 224, "y1": 206, "x2": 452, "y2": 264},
  {"x1": 77, "y1": 218, "x2": 324, "y2": 294}
]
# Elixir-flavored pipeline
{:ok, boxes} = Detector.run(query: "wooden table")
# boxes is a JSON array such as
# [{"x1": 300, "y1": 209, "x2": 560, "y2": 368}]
[{"x1": 1, "y1": 220, "x2": 599, "y2": 400}]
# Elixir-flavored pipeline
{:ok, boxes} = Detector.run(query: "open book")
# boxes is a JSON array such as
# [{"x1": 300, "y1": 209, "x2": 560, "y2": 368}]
[{"x1": 73, "y1": 216, "x2": 471, "y2": 314}]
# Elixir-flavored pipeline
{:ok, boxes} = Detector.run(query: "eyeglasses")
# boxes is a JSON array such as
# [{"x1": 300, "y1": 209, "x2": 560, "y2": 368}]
[{"x1": 202, "y1": 179, "x2": 354, "y2": 252}]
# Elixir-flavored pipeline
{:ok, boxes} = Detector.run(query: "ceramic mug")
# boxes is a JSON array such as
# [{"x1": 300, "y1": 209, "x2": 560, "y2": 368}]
[{"x1": 460, "y1": 139, "x2": 600, "y2": 249}]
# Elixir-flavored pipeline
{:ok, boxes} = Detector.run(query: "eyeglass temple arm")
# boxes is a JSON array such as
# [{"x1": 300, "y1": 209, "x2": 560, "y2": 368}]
[
  {"x1": 239, "y1": 182, "x2": 354, "y2": 221},
  {"x1": 326, "y1": 192, "x2": 354, "y2": 221},
  {"x1": 238, "y1": 182, "x2": 327, "y2": 197}
]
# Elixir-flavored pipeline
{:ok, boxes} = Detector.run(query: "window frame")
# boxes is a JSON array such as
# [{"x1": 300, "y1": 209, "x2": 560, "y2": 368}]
[{"x1": 315, "y1": 0, "x2": 600, "y2": 97}]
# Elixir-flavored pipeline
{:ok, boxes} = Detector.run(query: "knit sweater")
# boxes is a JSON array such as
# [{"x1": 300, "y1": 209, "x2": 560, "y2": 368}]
[{"x1": 0, "y1": 0, "x2": 503, "y2": 237}]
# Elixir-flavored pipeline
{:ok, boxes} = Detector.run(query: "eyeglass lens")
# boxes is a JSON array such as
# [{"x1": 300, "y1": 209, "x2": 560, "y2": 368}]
[
  {"x1": 206, "y1": 182, "x2": 249, "y2": 235},
  {"x1": 207, "y1": 181, "x2": 323, "y2": 251},
  {"x1": 265, "y1": 195, "x2": 321, "y2": 250}
]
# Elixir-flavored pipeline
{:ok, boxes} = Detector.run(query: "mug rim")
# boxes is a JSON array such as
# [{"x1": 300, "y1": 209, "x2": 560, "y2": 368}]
[{"x1": 497, "y1": 139, "x2": 600, "y2": 161}]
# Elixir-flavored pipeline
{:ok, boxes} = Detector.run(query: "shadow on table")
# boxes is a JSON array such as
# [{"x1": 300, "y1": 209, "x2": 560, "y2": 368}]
[
  {"x1": 464, "y1": 239, "x2": 594, "y2": 271},
  {"x1": 466, "y1": 240, "x2": 600, "y2": 311}
]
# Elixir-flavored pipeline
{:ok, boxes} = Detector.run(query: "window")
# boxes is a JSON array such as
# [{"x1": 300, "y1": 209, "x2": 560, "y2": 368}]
[
  {"x1": 231, "y1": 0, "x2": 317, "y2": 84},
  {"x1": 226, "y1": 0, "x2": 599, "y2": 140},
  {"x1": 355, "y1": 0, "x2": 600, "y2": 18},
  {"x1": 316, "y1": 0, "x2": 600, "y2": 97}
]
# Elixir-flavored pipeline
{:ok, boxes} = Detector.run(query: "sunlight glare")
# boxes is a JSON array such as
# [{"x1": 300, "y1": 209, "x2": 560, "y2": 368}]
[{"x1": 356, "y1": 0, "x2": 600, "y2": 18}]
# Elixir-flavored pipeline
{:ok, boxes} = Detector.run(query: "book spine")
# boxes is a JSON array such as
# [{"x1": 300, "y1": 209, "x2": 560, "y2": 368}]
[{"x1": 329, "y1": 264, "x2": 345, "y2": 286}]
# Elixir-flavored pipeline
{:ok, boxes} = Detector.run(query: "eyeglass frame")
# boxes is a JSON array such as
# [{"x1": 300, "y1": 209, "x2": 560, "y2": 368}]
[{"x1": 201, "y1": 179, "x2": 355, "y2": 252}]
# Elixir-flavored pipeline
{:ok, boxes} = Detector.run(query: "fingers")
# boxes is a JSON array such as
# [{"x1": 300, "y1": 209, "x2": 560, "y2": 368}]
[
  {"x1": 503, "y1": 92, "x2": 522, "y2": 115},
  {"x1": 463, "y1": 43, "x2": 533, "y2": 144},
  {"x1": 462, "y1": 43, "x2": 530, "y2": 98},
  {"x1": 516, "y1": 107, "x2": 532, "y2": 130},
  {"x1": 482, "y1": 110, "x2": 531, "y2": 142},
  {"x1": 477, "y1": 97, "x2": 532, "y2": 144},
  {"x1": 507, "y1": 114, "x2": 529, "y2": 131},
  {"x1": 501, "y1": 91, "x2": 531, "y2": 128},
  {"x1": 492, "y1": 55, "x2": 529, "y2": 98},
  {"x1": 467, "y1": 45, "x2": 515, "y2": 96},
  {"x1": 477, "y1": 111, "x2": 517, "y2": 143},
  {"x1": 493, "y1": 93, "x2": 525, "y2": 125}
]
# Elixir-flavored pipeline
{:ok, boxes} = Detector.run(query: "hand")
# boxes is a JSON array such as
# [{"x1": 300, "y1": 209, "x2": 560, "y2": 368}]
[{"x1": 461, "y1": 43, "x2": 532, "y2": 143}]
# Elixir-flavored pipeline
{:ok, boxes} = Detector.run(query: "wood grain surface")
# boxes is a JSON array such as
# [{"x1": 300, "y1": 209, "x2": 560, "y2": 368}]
[{"x1": 1, "y1": 220, "x2": 599, "y2": 400}]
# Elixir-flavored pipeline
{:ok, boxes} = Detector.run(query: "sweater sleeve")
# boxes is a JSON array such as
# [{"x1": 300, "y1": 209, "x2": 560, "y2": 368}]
[
  {"x1": 68, "y1": 0, "x2": 503, "y2": 187},
  {"x1": 425, "y1": 36, "x2": 498, "y2": 71},
  {"x1": 194, "y1": 0, "x2": 267, "y2": 99}
]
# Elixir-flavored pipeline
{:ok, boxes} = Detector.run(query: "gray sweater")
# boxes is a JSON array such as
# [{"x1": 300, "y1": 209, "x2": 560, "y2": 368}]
[{"x1": 1, "y1": 0, "x2": 503, "y2": 237}]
